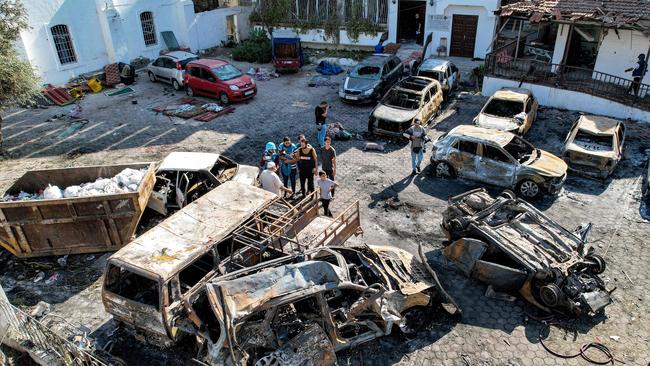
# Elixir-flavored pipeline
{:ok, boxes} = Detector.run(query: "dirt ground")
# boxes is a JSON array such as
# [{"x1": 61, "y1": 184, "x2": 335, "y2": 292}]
[{"x1": 1, "y1": 56, "x2": 649, "y2": 366}]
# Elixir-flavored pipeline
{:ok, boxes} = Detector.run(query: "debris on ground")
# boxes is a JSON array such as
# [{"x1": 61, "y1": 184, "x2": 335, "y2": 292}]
[
  {"x1": 315, "y1": 60, "x2": 343, "y2": 75},
  {"x1": 308, "y1": 75, "x2": 339, "y2": 87},
  {"x1": 364, "y1": 142, "x2": 385, "y2": 151},
  {"x1": 29, "y1": 301, "x2": 51, "y2": 318},
  {"x1": 246, "y1": 67, "x2": 279, "y2": 81}
]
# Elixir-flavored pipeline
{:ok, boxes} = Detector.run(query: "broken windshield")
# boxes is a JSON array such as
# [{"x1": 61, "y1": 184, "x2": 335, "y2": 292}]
[
  {"x1": 212, "y1": 64, "x2": 242, "y2": 81},
  {"x1": 383, "y1": 89, "x2": 421, "y2": 110},
  {"x1": 483, "y1": 99, "x2": 524, "y2": 118},
  {"x1": 418, "y1": 70, "x2": 443, "y2": 81},
  {"x1": 503, "y1": 135, "x2": 537, "y2": 163},
  {"x1": 350, "y1": 65, "x2": 381, "y2": 80},
  {"x1": 573, "y1": 130, "x2": 613, "y2": 151}
]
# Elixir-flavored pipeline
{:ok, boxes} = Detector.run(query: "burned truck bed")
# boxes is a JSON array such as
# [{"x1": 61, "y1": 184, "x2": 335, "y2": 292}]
[{"x1": 440, "y1": 188, "x2": 612, "y2": 316}]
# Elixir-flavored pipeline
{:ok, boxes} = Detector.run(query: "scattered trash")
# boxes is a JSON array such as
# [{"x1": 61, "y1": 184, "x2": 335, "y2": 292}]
[
  {"x1": 30, "y1": 301, "x2": 51, "y2": 318},
  {"x1": 68, "y1": 104, "x2": 83, "y2": 118},
  {"x1": 201, "y1": 103, "x2": 224, "y2": 112},
  {"x1": 610, "y1": 335, "x2": 620, "y2": 341},
  {"x1": 42, "y1": 85, "x2": 75, "y2": 106},
  {"x1": 45, "y1": 272, "x2": 60, "y2": 285},
  {"x1": 308, "y1": 75, "x2": 339, "y2": 87},
  {"x1": 291, "y1": 101, "x2": 309, "y2": 108},
  {"x1": 364, "y1": 142, "x2": 385, "y2": 151},
  {"x1": 57, "y1": 255, "x2": 68, "y2": 268},
  {"x1": 86, "y1": 255, "x2": 95, "y2": 261},
  {"x1": 56, "y1": 120, "x2": 89, "y2": 140},
  {"x1": 315, "y1": 61, "x2": 343, "y2": 75},
  {"x1": 105, "y1": 87, "x2": 135, "y2": 97},
  {"x1": 44, "y1": 185, "x2": 64, "y2": 199},
  {"x1": 33, "y1": 271, "x2": 45, "y2": 283},
  {"x1": 131, "y1": 100, "x2": 138, "y2": 105},
  {"x1": 247, "y1": 67, "x2": 279, "y2": 81}
]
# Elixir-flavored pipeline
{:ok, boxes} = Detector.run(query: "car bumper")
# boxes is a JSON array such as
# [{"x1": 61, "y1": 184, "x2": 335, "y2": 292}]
[
  {"x1": 370, "y1": 118, "x2": 411, "y2": 137},
  {"x1": 545, "y1": 174, "x2": 567, "y2": 195},
  {"x1": 339, "y1": 91, "x2": 374, "y2": 103},
  {"x1": 229, "y1": 87, "x2": 257, "y2": 101}
]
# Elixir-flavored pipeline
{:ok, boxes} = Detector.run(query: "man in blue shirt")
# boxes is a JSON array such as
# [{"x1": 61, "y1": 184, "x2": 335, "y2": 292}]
[
  {"x1": 278, "y1": 136, "x2": 298, "y2": 197},
  {"x1": 626, "y1": 54, "x2": 647, "y2": 96},
  {"x1": 375, "y1": 40, "x2": 385, "y2": 54}
]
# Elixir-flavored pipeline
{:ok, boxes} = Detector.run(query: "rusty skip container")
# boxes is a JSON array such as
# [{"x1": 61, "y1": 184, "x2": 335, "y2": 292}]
[{"x1": 0, "y1": 163, "x2": 156, "y2": 258}]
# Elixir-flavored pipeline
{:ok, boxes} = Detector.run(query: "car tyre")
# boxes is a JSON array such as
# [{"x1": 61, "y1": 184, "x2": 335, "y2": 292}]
[
  {"x1": 148, "y1": 72, "x2": 156, "y2": 82},
  {"x1": 172, "y1": 79, "x2": 181, "y2": 91},
  {"x1": 517, "y1": 179, "x2": 540, "y2": 199},
  {"x1": 186, "y1": 86, "x2": 195, "y2": 97},
  {"x1": 434, "y1": 161, "x2": 455, "y2": 178},
  {"x1": 585, "y1": 254, "x2": 606, "y2": 274},
  {"x1": 220, "y1": 92, "x2": 230, "y2": 105},
  {"x1": 499, "y1": 189, "x2": 517, "y2": 200}
]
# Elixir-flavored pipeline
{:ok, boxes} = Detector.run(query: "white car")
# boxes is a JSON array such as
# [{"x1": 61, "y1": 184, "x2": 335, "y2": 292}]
[
  {"x1": 147, "y1": 51, "x2": 198, "y2": 90},
  {"x1": 416, "y1": 58, "x2": 459, "y2": 95}
]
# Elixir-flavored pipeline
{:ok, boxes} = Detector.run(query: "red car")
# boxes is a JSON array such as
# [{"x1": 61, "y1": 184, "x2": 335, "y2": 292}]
[{"x1": 184, "y1": 59, "x2": 256, "y2": 104}]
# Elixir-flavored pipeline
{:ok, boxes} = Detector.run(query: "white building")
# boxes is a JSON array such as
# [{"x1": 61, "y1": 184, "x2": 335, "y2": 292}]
[
  {"x1": 16, "y1": 0, "x2": 253, "y2": 85},
  {"x1": 270, "y1": 0, "x2": 501, "y2": 59}
]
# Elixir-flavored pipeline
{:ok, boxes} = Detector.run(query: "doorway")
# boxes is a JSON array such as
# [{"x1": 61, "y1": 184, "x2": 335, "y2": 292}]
[
  {"x1": 449, "y1": 14, "x2": 478, "y2": 57},
  {"x1": 398, "y1": 0, "x2": 426, "y2": 44},
  {"x1": 226, "y1": 15, "x2": 237, "y2": 44},
  {"x1": 565, "y1": 25, "x2": 602, "y2": 69}
]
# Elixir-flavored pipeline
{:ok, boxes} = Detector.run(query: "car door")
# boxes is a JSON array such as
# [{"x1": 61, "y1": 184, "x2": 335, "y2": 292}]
[
  {"x1": 421, "y1": 89, "x2": 433, "y2": 124},
  {"x1": 389, "y1": 57, "x2": 401, "y2": 84},
  {"x1": 616, "y1": 122, "x2": 626, "y2": 159},
  {"x1": 430, "y1": 83, "x2": 443, "y2": 114},
  {"x1": 448, "y1": 138, "x2": 480, "y2": 179},
  {"x1": 477, "y1": 144, "x2": 517, "y2": 187},
  {"x1": 161, "y1": 57, "x2": 177, "y2": 83},
  {"x1": 151, "y1": 57, "x2": 165, "y2": 78},
  {"x1": 522, "y1": 97, "x2": 537, "y2": 133},
  {"x1": 200, "y1": 68, "x2": 219, "y2": 96},
  {"x1": 448, "y1": 63, "x2": 458, "y2": 89}
]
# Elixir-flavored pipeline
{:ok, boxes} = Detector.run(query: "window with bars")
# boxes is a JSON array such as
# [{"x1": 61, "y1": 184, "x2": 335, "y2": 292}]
[
  {"x1": 50, "y1": 25, "x2": 77, "y2": 65},
  {"x1": 140, "y1": 11, "x2": 157, "y2": 46}
]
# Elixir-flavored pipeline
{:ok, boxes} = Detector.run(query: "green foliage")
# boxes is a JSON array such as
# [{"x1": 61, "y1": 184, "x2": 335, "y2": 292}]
[
  {"x1": 249, "y1": 0, "x2": 292, "y2": 35},
  {"x1": 232, "y1": 29, "x2": 272, "y2": 63},
  {"x1": 346, "y1": 19, "x2": 383, "y2": 43}
]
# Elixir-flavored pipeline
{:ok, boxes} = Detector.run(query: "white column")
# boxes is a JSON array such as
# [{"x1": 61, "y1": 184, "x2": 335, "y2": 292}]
[
  {"x1": 95, "y1": 0, "x2": 117, "y2": 62},
  {"x1": 387, "y1": 0, "x2": 398, "y2": 42}
]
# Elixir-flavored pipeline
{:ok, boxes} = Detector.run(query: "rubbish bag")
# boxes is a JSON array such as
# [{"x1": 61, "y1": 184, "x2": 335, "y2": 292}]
[
  {"x1": 44, "y1": 185, "x2": 63, "y2": 199},
  {"x1": 316, "y1": 61, "x2": 343, "y2": 75}
]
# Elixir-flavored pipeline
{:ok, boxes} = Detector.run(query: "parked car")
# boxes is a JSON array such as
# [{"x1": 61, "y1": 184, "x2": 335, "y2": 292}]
[
  {"x1": 430, "y1": 125, "x2": 567, "y2": 199},
  {"x1": 441, "y1": 188, "x2": 611, "y2": 317},
  {"x1": 147, "y1": 152, "x2": 259, "y2": 216},
  {"x1": 147, "y1": 51, "x2": 198, "y2": 90},
  {"x1": 562, "y1": 115, "x2": 626, "y2": 179},
  {"x1": 474, "y1": 88, "x2": 538, "y2": 135},
  {"x1": 184, "y1": 59, "x2": 256, "y2": 104},
  {"x1": 368, "y1": 76, "x2": 443, "y2": 137},
  {"x1": 272, "y1": 37, "x2": 304, "y2": 72},
  {"x1": 416, "y1": 58, "x2": 459, "y2": 95},
  {"x1": 338, "y1": 54, "x2": 403, "y2": 103}
]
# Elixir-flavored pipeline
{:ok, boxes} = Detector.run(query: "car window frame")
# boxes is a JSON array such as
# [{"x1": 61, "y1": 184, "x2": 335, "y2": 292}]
[
  {"x1": 455, "y1": 138, "x2": 479, "y2": 155},
  {"x1": 525, "y1": 98, "x2": 533, "y2": 113},
  {"x1": 200, "y1": 68, "x2": 217, "y2": 82},
  {"x1": 481, "y1": 143, "x2": 514, "y2": 164},
  {"x1": 163, "y1": 57, "x2": 176, "y2": 69}
]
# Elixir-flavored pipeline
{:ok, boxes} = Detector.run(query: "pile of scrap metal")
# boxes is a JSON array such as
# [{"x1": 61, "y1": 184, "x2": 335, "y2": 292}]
[
  {"x1": 440, "y1": 188, "x2": 612, "y2": 317},
  {"x1": 199, "y1": 245, "x2": 460, "y2": 366}
]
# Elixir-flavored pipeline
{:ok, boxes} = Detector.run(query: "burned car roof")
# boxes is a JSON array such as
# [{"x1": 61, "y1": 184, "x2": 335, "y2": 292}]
[
  {"x1": 419, "y1": 58, "x2": 449, "y2": 72},
  {"x1": 109, "y1": 181, "x2": 275, "y2": 279},
  {"x1": 448, "y1": 125, "x2": 514, "y2": 147},
  {"x1": 157, "y1": 152, "x2": 221, "y2": 172},
  {"x1": 492, "y1": 88, "x2": 532, "y2": 102},
  {"x1": 394, "y1": 76, "x2": 436, "y2": 94},
  {"x1": 575, "y1": 115, "x2": 621, "y2": 135}
]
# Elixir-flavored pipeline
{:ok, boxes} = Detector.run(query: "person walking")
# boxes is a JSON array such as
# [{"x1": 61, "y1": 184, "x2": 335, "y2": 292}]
[
  {"x1": 294, "y1": 138, "x2": 317, "y2": 196},
  {"x1": 317, "y1": 171, "x2": 337, "y2": 217},
  {"x1": 260, "y1": 142, "x2": 279, "y2": 170},
  {"x1": 320, "y1": 136, "x2": 337, "y2": 197},
  {"x1": 260, "y1": 162, "x2": 292, "y2": 196},
  {"x1": 278, "y1": 136, "x2": 298, "y2": 197},
  {"x1": 315, "y1": 101, "x2": 329, "y2": 148},
  {"x1": 403, "y1": 119, "x2": 430, "y2": 175},
  {"x1": 626, "y1": 54, "x2": 647, "y2": 96},
  {"x1": 414, "y1": 13, "x2": 423, "y2": 45}
]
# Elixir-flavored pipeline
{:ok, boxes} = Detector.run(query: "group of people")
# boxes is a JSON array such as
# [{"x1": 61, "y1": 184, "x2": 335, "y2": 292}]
[{"x1": 258, "y1": 101, "x2": 338, "y2": 217}]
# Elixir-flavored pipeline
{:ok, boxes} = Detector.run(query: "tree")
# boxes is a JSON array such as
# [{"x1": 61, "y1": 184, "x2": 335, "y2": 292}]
[
  {"x1": 249, "y1": 0, "x2": 292, "y2": 38},
  {"x1": 0, "y1": 0, "x2": 40, "y2": 155}
]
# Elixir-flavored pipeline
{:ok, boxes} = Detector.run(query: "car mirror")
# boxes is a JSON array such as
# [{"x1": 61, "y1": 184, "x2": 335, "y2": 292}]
[{"x1": 208, "y1": 77, "x2": 216, "y2": 82}]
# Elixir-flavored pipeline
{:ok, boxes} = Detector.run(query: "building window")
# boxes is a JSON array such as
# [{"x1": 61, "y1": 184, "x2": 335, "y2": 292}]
[
  {"x1": 50, "y1": 24, "x2": 77, "y2": 65},
  {"x1": 194, "y1": 0, "x2": 222, "y2": 12},
  {"x1": 140, "y1": 11, "x2": 157, "y2": 46}
]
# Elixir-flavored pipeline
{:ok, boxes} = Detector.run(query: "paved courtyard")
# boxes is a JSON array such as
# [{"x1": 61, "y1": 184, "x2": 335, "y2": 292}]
[{"x1": 1, "y1": 56, "x2": 649, "y2": 365}]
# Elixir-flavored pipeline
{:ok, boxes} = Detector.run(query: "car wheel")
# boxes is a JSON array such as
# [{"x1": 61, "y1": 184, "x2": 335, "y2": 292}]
[
  {"x1": 186, "y1": 86, "x2": 194, "y2": 97},
  {"x1": 499, "y1": 189, "x2": 517, "y2": 200},
  {"x1": 435, "y1": 161, "x2": 455, "y2": 178},
  {"x1": 220, "y1": 92, "x2": 230, "y2": 105},
  {"x1": 172, "y1": 79, "x2": 181, "y2": 91},
  {"x1": 540, "y1": 283, "x2": 562, "y2": 307},
  {"x1": 517, "y1": 179, "x2": 540, "y2": 199},
  {"x1": 148, "y1": 72, "x2": 156, "y2": 82},
  {"x1": 585, "y1": 254, "x2": 606, "y2": 274}
]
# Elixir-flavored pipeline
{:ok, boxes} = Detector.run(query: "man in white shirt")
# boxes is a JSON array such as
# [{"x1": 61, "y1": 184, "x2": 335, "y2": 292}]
[{"x1": 260, "y1": 162, "x2": 292, "y2": 196}]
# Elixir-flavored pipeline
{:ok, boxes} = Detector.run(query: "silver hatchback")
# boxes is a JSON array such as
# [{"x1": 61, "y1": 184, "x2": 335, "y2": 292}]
[{"x1": 147, "y1": 51, "x2": 198, "y2": 90}]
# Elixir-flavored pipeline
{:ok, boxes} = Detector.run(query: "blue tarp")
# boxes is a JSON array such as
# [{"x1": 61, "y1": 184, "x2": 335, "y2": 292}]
[{"x1": 316, "y1": 61, "x2": 343, "y2": 75}]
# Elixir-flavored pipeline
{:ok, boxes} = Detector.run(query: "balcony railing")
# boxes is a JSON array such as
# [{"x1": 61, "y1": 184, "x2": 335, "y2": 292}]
[{"x1": 485, "y1": 54, "x2": 650, "y2": 111}]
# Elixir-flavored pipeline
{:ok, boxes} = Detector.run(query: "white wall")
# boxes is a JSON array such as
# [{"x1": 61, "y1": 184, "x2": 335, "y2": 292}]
[
  {"x1": 272, "y1": 27, "x2": 383, "y2": 46},
  {"x1": 551, "y1": 23, "x2": 570, "y2": 65},
  {"x1": 594, "y1": 29, "x2": 650, "y2": 84},
  {"x1": 483, "y1": 76, "x2": 650, "y2": 123},
  {"x1": 424, "y1": 0, "x2": 499, "y2": 59}
]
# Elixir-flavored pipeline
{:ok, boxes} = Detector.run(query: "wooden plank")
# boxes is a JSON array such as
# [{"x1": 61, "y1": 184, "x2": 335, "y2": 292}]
[
  {"x1": 102, "y1": 201, "x2": 122, "y2": 247},
  {"x1": 0, "y1": 208, "x2": 21, "y2": 255},
  {"x1": 13, "y1": 226, "x2": 32, "y2": 254},
  {"x1": 3, "y1": 211, "x2": 135, "y2": 226}
]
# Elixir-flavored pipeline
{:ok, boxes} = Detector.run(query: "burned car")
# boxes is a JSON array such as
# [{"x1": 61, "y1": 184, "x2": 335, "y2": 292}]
[
  {"x1": 199, "y1": 245, "x2": 460, "y2": 365},
  {"x1": 441, "y1": 188, "x2": 612, "y2": 317},
  {"x1": 148, "y1": 152, "x2": 258, "y2": 215},
  {"x1": 416, "y1": 58, "x2": 459, "y2": 95},
  {"x1": 562, "y1": 115, "x2": 626, "y2": 179},
  {"x1": 430, "y1": 125, "x2": 567, "y2": 199},
  {"x1": 474, "y1": 88, "x2": 538, "y2": 135},
  {"x1": 368, "y1": 76, "x2": 443, "y2": 137}
]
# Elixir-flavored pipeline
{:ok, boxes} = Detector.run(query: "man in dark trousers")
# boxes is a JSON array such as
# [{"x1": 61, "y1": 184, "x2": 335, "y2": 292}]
[
  {"x1": 294, "y1": 137, "x2": 317, "y2": 197},
  {"x1": 320, "y1": 136, "x2": 337, "y2": 197},
  {"x1": 315, "y1": 101, "x2": 329, "y2": 148},
  {"x1": 626, "y1": 54, "x2": 647, "y2": 96}
]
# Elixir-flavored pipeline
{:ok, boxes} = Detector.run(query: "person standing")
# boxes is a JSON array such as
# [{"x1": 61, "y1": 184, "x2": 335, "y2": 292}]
[
  {"x1": 317, "y1": 171, "x2": 338, "y2": 217},
  {"x1": 320, "y1": 136, "x2": 337, "y2": 197},
  {"x1": 295, "y1": 138, "x2": 317, "y2": 196},
  {"x1": 403, "y1": 119, "x2": 430, "y2": 175},
  {"x1": 315, "y1": 101, "x2": 329, "y2": 148},
  {"x1": 260, "y1": 142, "x2": 279, "y2": 170},
  {"x1": 414, "y1": 13, "x2": 423, "y2": 45},
  {"x1": 260, "y1": 162, "x2": 292, "y2": 196},
  {"x1": 626, "y1": 54, "x2": 647, "y2": 96},
  {"x1": 278, "y1": 136, "x2": 298, "y2": 197}
]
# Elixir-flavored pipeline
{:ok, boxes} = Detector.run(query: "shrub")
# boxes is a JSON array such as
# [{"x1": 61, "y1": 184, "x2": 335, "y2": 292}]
[{"x1": 232, "y1": 30, "x2": 272, "y2": 63}]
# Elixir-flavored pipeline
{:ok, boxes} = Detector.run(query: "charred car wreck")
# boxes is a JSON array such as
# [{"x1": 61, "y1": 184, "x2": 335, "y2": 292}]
[
  {"x1": 199, "y1": 245, "x2": 460, "y2": 365},
  {"x1": 441, "y1": 189, "x2": 612, "y2": 317}
]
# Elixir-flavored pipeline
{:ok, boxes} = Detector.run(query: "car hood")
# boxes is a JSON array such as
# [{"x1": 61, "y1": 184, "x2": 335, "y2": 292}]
[
  {"x1": 373, "y1": 104, "x2": 419, "y2": 123},
  {"x1": 476, "y1": 114, "x2": 520, "y2": 132},
  {"x1": 223, "y1": 75, "x2": 253, "y2": 87},
  {"x1": 343, "y1": 77, "x2": 378, "y2": 91},
  {"x1": 231, "y1": 164, "x2": 259, "y2": 186},
  {"x1": 526, "y1": 150, "x2": 568, "y2": 177}
]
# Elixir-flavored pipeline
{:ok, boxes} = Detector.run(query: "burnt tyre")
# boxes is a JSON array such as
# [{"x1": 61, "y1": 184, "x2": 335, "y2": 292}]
[
  {"x1": 517, "y1": 179, "x2": 540, "y2": 199},
  {"x1": 435, "y1": 161, "x2": 455, "y2": 178},
  {"x1": 499, "y1": 189, "x2": 517, "y2": 200},
  {"x1": 585, "y1": 254, "x2": 606, "y2": 275}
]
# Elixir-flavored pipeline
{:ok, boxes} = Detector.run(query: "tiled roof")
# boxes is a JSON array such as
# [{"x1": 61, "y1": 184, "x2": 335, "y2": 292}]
[{"x1": 498, "y1": 0, "x2": 650, "y2": 26}]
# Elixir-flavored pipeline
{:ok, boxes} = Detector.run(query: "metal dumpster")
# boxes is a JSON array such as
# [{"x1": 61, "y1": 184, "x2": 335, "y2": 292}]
[{"x1": 0, "y1": 163, "x2": 156, "y2": 258}]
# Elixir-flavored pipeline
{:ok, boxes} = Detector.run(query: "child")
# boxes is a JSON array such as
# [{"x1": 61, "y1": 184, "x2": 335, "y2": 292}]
[{"x1": 317, "y1": 171, "x2": 337, "y2": 217}]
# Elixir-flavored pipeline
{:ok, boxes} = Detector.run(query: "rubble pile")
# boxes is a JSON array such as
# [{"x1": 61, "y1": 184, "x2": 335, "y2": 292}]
[{"x1": 2, "y1": 168, "x2": 146, "y2": 202}]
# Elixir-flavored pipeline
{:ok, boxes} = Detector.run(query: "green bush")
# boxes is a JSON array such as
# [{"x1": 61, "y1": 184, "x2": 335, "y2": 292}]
[{"x1": 232, "y1": 30, "x2": 272, "y2": 63}]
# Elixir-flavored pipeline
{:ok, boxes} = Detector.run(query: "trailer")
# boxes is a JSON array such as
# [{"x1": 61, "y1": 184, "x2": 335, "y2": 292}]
[
  {"x1": 272, "y1": 37, "x2": 304, "y2": 72},
  {"x1": 0, "y1": 163, "x2": 156, "y2": 258}
]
